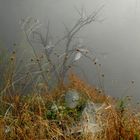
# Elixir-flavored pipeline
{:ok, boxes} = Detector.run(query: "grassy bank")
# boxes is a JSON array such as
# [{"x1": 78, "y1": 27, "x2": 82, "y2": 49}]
[{"x1": 0, "y1": 74, "x2": 140, "y2": 140}]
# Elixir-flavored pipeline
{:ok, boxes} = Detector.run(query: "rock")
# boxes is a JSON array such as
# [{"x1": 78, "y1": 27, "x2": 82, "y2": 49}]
[{"x1": 65, "y1": 90, "x2": 80, "y2": 109}]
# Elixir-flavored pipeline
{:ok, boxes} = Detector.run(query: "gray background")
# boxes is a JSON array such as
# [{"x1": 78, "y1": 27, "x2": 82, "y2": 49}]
[{"x1": 0, "y1": 0, "x2": 140, "y2": 102}]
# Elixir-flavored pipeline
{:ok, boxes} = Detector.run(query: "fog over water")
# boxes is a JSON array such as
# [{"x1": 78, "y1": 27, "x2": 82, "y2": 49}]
[{"x1": 1, "y1": 0, "x2": 140, "y2": 102}]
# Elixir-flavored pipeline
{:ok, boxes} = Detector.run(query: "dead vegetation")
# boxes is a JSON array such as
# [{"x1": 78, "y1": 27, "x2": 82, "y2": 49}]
[
  {"x1": 0, "y1": 73, "x2": 140, "y2": 140},
  {"x1": 0, "y1": 7, "x2": 140, "y2": 140}
]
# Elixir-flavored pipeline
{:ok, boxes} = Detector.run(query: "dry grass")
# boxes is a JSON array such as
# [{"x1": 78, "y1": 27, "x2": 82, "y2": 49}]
[
  {"x1": 0, "y1": 73, "x2": 140, "y2": 140},
  {"x1": 1, "y1": 10, "x2": 140, "y2": 139}
]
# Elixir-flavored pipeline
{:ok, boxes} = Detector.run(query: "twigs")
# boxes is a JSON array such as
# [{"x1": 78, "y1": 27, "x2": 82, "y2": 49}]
[
  {"x1": 60, "y1": 6, "x2": 103, "y2": 82},
  {"x1": 20, "y1": 6, "x2": 103, "y2": 90}
]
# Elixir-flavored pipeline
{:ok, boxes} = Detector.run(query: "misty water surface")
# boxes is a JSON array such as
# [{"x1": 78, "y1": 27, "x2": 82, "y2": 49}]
[{"x1": 0, "y1": 0, "x2": 140, "y2": 102}]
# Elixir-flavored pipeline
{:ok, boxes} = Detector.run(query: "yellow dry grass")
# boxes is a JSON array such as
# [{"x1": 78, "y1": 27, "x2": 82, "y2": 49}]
[{"x1": 0, "y1": 73, "x2": 140, "y2": 140}]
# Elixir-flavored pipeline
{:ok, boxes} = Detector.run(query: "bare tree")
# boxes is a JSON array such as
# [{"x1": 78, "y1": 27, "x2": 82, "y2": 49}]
[{"x1": 20, "y1": 6, "x2": 104, "y2": 91}]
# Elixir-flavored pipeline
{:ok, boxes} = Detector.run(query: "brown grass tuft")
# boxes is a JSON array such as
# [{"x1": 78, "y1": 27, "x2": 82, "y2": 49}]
[{"x1": 0, "y1": 73, "x2": 140, "y2": 140}]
